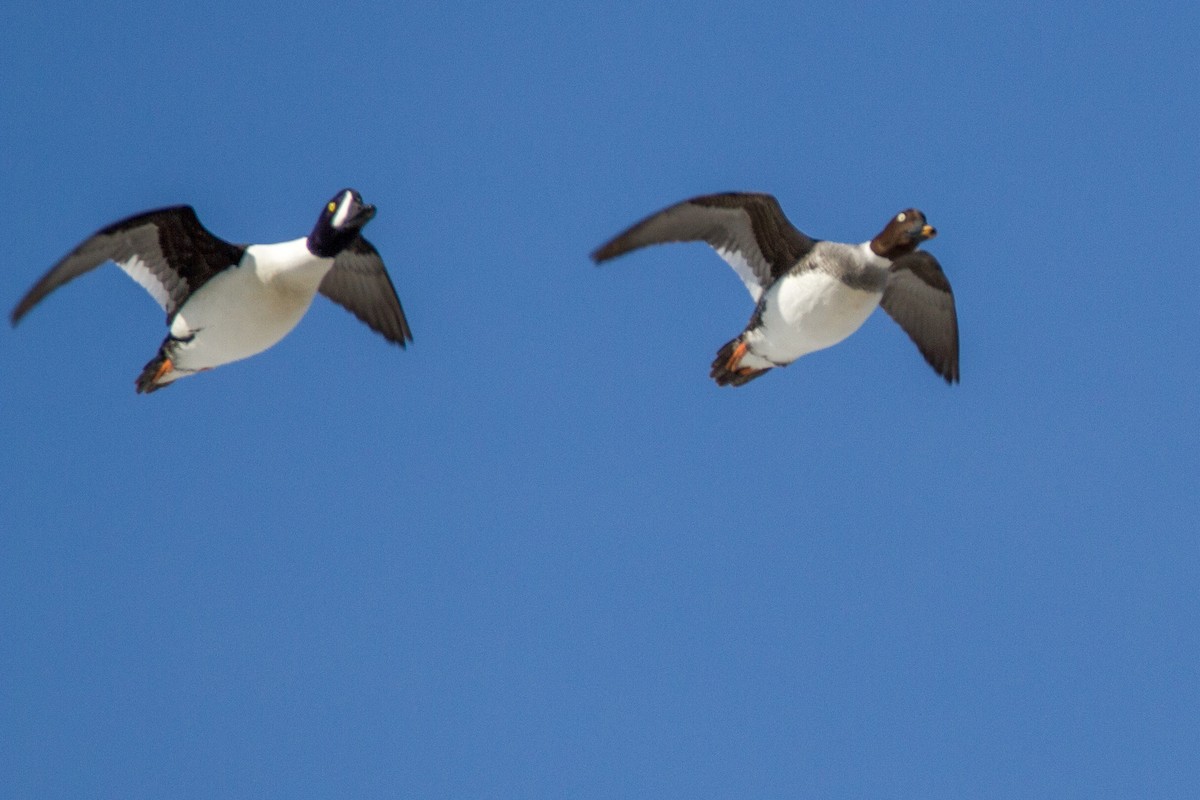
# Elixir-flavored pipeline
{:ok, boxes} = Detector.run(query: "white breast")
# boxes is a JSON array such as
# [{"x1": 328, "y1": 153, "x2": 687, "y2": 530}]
[
  {"x1": 167, "y1": 239, "x2": 334, "y2": 372},
  {"x1": 743, "y1": 270, "x2": 884, "y2": 367}
]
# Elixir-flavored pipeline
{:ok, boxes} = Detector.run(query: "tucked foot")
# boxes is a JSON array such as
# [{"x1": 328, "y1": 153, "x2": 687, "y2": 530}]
[
  {"x1": 710, "y1": 338, "x2": 770, "y2": 387},
  {"x1": 135, "y1": 349, "x2": 179, "y2": 394}
]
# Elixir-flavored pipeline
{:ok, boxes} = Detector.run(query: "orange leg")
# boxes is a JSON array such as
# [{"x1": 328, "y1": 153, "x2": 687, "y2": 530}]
[
  {"x1": 726, "y1": 341, "x2": 748, "y2": 369},
  {"x1": 726, "y1": 341, "x2": 758, "y2": 375},
  {"x1": 152, "y1": 357, "x2": 174, "y2": 383}
]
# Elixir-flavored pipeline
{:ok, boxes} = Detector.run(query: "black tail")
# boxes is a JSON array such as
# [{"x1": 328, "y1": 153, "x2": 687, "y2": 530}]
[{"x1": 710, "y1": 337, "x2": 770, "y2": 387}]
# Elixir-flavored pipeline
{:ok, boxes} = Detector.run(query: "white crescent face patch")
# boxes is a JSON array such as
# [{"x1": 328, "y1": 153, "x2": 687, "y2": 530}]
[{"x1": 331, "y1": 191, "x2": 354, "y2": 228}]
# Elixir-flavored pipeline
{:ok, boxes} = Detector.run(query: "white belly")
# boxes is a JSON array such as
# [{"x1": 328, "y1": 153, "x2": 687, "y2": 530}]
[
  {"x1": 167, "y1": 265, "x2": 320, "y2": 372},
  {"x1": 743, "y1": 271, "x2": 883, "y2": 367}
]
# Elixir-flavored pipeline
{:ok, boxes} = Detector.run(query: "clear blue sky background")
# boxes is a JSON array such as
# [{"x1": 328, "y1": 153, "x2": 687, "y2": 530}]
[{"x1": 2, "y1": 1, "x2": 1197, "y2": 797}]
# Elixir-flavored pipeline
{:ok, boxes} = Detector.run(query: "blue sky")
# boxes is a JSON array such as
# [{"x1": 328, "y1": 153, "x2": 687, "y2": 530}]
[{"x1": 2, "y1": 1, "x2": 1198, "y2": 797}]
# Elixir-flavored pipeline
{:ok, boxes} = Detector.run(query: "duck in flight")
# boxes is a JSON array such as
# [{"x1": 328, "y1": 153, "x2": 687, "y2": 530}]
[
  {"x1": 592, "y1": 192, "x2": 959, "y2": 386},
  {"x1": 11, "y1": 189, "x2": 412, "y2": 393}
]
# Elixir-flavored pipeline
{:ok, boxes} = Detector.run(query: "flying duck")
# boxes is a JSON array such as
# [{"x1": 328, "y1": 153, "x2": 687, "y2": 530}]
[
  {"x1": 11, "y1": 189, "x2": 412, "y2": 393},
  {"x1": 592, "y1": 192, "x2": 959, "y2": 386}
]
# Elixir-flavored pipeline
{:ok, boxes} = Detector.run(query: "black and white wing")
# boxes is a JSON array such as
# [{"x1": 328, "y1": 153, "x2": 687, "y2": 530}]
[
  {"x1": 591, "y1": 192, "x2": 816, "y2": 301},
  {"x1": 318, "y1": 236, "x2": 412, "y2": 347},
  {"x1": 880, "y1": 251, "x2": 960, "y2": 384},
  {"x1": 11, "y1": 206, "x2": 245, "y2": 325}
]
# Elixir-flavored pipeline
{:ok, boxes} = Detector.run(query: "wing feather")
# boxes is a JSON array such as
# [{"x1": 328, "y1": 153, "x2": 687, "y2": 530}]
[
  {"x1": 880, "y1": 251, "x2": 960, "y2": 383},
  {"x1": 318, "y1": 236, "x2": 412, "y2": 346},
  {"x1": 591, "y1": 192, "x2": 815, "y2": 301},
  {"x1": 11, "y1": 206, "x2": 243, "y2": 325}
]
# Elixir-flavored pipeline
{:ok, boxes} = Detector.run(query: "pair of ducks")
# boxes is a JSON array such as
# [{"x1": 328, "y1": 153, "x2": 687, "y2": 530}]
[{"x1": 11, "y1": 189, "x2": 958, "y2": 393}]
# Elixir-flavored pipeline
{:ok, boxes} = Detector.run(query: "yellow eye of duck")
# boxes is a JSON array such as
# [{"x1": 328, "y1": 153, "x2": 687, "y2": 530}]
[
  {"x1": 897, "y1": 212, "x2": 907, "y2": 222},
  {"x1": 327, "y1": 201, "x2": 337, "y2": 213}
]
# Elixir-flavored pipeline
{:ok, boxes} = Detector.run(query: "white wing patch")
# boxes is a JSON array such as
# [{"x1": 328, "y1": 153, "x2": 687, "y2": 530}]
[
  {"x1": 715, "y1": 247, "x2": 766, "y2": 302},
  {"x1": 116, "y1": 254, "x2": 170, "y2": 311}
]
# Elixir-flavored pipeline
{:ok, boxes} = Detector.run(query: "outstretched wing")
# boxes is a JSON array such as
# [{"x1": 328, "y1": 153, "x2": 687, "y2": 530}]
[
  {"x1": 11, "y1": 206, "x2": 245, "y2": 325},
  {"x1": 318, "y1": 236, "x2": 412, "y2": 347},
  {"x1": 880, "y1": 251, "x2": 959, "y2": 384},
  {"x1": 591, "y1": 192, "x2": 816, "y2": 302}
]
